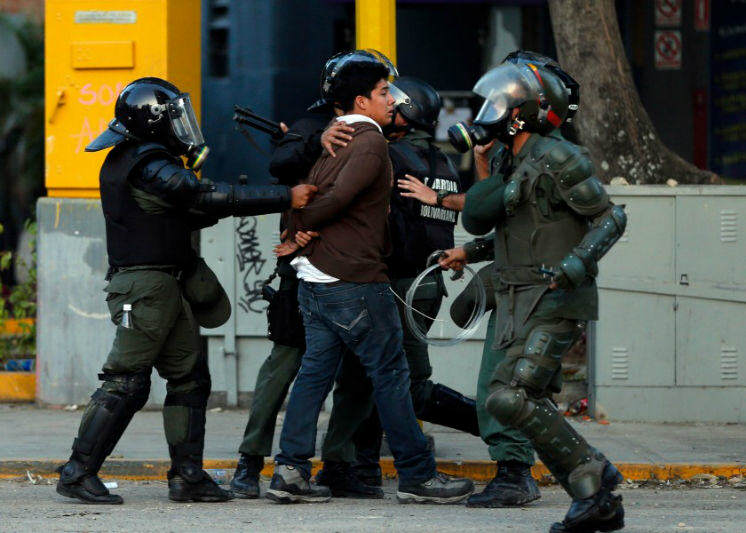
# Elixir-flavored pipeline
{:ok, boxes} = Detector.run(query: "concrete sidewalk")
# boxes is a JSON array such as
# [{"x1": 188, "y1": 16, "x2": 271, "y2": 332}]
[{"x1": 1, "y1": 404, "x2": 745, "y2": 481}]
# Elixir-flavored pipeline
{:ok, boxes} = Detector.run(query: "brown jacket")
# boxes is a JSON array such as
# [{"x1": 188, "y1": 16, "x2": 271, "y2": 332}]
[{"x1": 290, "y1": 121, "x2": 393, "y2": 283}]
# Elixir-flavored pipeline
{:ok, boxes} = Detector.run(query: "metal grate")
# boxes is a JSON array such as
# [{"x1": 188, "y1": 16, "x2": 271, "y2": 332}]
[
  {"x1": 611, "y1": 347, "x2": 629, "y2": 380},
  {"x1": 721, "y1": 346, "x2": 738, "y2": 381},
  {"x1": 720, "y1": 210, "x2": 737, "y2": 243}
]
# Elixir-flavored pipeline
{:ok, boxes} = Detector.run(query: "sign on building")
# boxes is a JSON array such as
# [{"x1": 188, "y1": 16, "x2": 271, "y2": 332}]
[
  {"x1": 654, "y1": 30, "x2": 682, "y2": 70},
  {"x1": 655, "y1": 0, "x2": 682, "y2": 27}
]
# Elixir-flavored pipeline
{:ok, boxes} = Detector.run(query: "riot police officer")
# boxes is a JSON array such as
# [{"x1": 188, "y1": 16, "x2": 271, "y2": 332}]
[
  {"x1": 56, "y1": 77, "x2": 316, "y2": 505},
  {"x1": 310, "y1": 77, "x2": 482, "y2": 496},
  {"x1": 441, "y1": 59, "x2": 627, "y2": 532}
]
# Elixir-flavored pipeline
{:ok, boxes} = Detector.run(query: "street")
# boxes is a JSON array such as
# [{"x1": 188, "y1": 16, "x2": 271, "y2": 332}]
[{"x1": 0, "y1": 479, "x2": 744, "y2": 532}]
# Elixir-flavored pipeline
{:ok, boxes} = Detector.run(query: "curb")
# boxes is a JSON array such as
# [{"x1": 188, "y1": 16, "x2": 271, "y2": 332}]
[{"x1": 2, "y1": 459, "x2": 744, "y2": 483}]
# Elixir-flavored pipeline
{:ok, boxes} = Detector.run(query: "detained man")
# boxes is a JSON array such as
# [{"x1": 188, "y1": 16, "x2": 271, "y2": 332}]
[{"x1": 266, "y1": 58, "x2": 473, "y2": 505}]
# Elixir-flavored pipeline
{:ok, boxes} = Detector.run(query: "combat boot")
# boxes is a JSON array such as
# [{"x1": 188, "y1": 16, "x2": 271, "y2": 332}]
[
  {"x1": 266, "y1": 464, "x2": 332, "y2": 503},
  {"x1": 56, "y1": 460, "x2": 123, "y2": 504},
  {"x1": 466, "y1": 461, "x2": 540, "y2": 508},
  {"x1": 549, "y1": 462, "x2": 624, "y2": 533},
  {"x1": 230, "y1": 453, "x2": 263, "y2": 499},
  {"x1": 397, "y1": 471, "x2": 474, "y2": 504},
  {"x1": 315, "y1": 461, "x2": 383, "y2": 499},
  {"x1": 168, "y1": 463, "x2": 233, "y2": 502},
  {"x1": 351, "y1": 463, "x2": 383, "y2": 487},
  {"x1": 418, "y1": 384, "x2": 480, "y2": 436}
]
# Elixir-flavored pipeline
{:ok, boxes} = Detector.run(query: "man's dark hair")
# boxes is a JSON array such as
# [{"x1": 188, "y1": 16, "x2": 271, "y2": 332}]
[{"x1": 330, "y1": 61, "x2": 390, "y2": 113}]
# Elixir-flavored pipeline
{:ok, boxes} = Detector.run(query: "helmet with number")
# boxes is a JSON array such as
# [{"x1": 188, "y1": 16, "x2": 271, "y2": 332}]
[
  {"x1": 392, "y1": 76, "x2": 442, "y2": 132},
  {"x1": 86, "y1": 77, "x2": 209, "y2": 170},
  {"x1": 502, "y1": 50, "x2": 579, "y2": 122},
  {"x1": 472, "y1": 61, "x2": 569, "y2": 142},
  {"x1": 315, "y1": 49, "x2": 409, "y2": 109}
]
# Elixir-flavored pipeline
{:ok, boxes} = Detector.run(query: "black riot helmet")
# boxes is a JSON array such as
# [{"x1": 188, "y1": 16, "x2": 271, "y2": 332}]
[
  {"x1": 86, "y1": 77, "x2": 210, "y2": 170},
  {"x1": 314, "y1": 49, "x2": 409, "y2": 111},
  {"x1": 503, "y1": 50, "x2": 580, "y2": 123},
  {"x1": 448, "y1": 62, "x2": 569, "y2": 152},
  {"x1": 392, "y1": 76, "x2": 442, "y2": 133}
]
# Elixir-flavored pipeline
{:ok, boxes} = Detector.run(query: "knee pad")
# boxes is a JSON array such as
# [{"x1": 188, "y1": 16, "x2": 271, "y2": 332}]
[
  {"x1": 485, "y1": 386, "x2": 530, "y2": 427},
  {"x1": 512, "y1": 322, "x2": 577, "y2": 394},
  {"x1": 99, "y1": 371, "x2": 151, "y2": 411}
]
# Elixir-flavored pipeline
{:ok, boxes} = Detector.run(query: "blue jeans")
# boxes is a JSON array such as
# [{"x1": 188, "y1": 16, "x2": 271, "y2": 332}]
[{"x1": 275, "y1": 281, "x2": 436, "y2": 484}]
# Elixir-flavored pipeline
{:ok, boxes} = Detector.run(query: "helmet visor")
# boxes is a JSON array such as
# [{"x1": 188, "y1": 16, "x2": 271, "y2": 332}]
[
  {"x1": 388, "y1": 82, "x2": 411, "y2": 107},
  {"x1": 167, "y1": 93, "x2": 204, "y2": 147},
  {"x1": 472, "y1": 64, "x2": 533, "y2": 125},
  {"x1": 364, "y1": 48, "x2": 400, "y2": 80}
]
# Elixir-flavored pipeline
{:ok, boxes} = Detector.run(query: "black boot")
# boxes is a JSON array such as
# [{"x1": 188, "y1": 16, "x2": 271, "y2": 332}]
[
  {"x1": 57, "y1": 374, "x2": 151, "y2": 505},
  {"x1": 315, "y1": 461, "x2": 384, "y2": 499},
  {"x1": 351, "y1": 463, "x2": 383, "y2": 487},
  {"x1": 165, "y1": 399, "x2": 232, "y2": 503},
  {"x1": 230, "y1": 454, "x2": 263, "y2": 499},
  {"x1": 418, "y1": 384, "x2": 480, "y2": 436},
  {"x1": 549, "y1": 462, "x2": 624, "y2": 533},
  {"x1": 56, "y1": 461, "x2": 123, "y2": 504},
  {"x1": 467, "y1": 461, "x2": 541, "y2": 508},
  {"x1": 168, "y1": 463, "x2": 233, "y2": 502}
]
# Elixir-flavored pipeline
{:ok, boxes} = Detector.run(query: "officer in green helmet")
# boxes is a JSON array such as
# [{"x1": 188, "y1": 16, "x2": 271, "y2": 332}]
[{"x1": 441, "y1": 55, "x2": 627, "y2": 532}]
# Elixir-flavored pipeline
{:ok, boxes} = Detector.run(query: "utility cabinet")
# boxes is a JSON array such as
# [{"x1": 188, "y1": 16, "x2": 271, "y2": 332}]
[
  {"x1": 44, "y1": 0, "x2": 201, "y2": 197},
  {"x1": 590, "y1": 186, "x2": 746, "y2": 422}
]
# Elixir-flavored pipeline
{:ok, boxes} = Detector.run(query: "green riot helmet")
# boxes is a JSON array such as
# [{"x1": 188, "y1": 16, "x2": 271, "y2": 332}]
[
  {"x1": 474, "y1": 62, "x2": 567, "y2": 138},
  {"x1": 503, "y1": 50, "x2": 580, "y2": 123},
  {"x1": 391, "y1": 76, "x2": 442, "y2": 133}
]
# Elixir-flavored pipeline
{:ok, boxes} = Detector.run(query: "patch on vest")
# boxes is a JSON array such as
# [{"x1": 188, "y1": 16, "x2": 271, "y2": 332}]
[{"x1": 420, "y1": 177, "x2": 459, "y2": 223}]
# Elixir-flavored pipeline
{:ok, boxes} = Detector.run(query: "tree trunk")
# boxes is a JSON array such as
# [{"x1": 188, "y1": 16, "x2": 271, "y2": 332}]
[{"x1": 548, "y1": 0, "x2": 719, "y2": 184}]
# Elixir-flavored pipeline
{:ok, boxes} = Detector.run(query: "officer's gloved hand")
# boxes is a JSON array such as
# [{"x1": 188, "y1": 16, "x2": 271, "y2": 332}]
[{"x1": 551, "y1": 252, "x2": 588, "y2": 290}]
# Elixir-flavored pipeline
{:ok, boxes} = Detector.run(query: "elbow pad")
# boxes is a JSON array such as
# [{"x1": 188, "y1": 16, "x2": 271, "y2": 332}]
[
  {"x1": 463, "y1": 235, "x2": 495, "y2": 263},
  {"x1": 555, "y1": 205, "x2": 627, "y2": 288},
  {"x1": 137, "y1": 158, "x2": 202, "y2": 206},
  {"x1": 192, "y1": 182, "x2": 291, "y2": 218}
]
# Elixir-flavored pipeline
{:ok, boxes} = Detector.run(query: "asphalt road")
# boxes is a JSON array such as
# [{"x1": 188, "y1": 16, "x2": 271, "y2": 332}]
[{"x1": 0, "y1": 479, "x2": 744, "y2": 532}]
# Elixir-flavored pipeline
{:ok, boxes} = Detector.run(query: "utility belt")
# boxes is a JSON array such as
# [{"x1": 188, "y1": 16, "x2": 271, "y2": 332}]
[{"x1": 106, "y1": 264, "x2": 186, "y2": 282}]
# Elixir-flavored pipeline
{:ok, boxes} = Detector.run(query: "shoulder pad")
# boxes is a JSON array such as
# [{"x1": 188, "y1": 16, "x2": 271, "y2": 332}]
[
  {"x1": 541, "y1": 140, "x2": 594, "y2": 190},
  {"x1": 565, "y1": 176, "x2": 609, "y2": 216},
  {"x1": 388, "y1": 141, "x2": 429, "y2": 176}
]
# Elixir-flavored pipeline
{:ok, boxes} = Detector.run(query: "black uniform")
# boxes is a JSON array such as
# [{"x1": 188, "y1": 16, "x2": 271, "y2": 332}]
[{"x1": 59, "y1": 142, "x2": 291, "y2": 504}]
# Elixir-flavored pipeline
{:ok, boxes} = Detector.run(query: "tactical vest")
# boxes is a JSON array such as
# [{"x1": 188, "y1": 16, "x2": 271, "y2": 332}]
[
  {"x1": 387, "y1": 139, "x2": 461, "y2": 279},
  {"x1": 494, "y1": 137, "x2": 588, "y2": 285},
  {"x1": 100, "y1": 142, "x2": 194, "y2": 268}
]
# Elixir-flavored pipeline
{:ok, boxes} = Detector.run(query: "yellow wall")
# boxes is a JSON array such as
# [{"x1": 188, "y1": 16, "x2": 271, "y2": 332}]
[
  {"x1": 355, "y1": 0, "x2": 397, "y2": 65},
  {"x1": 44, "y1": 0, "x2": 201, "y2": 198}
]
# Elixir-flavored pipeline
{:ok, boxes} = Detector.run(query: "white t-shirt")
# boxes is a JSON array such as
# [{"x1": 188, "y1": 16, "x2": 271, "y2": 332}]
[{"x1": 290, "y1": 256, "x2": 339, "y2": 283}]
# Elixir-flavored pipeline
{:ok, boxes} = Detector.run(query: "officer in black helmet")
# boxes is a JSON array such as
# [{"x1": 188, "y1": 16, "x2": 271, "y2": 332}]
[
  {"x1": 56, "y1": 77, "x2": 316, "y2": 505},
  {"x1": 307, "y1": 77, "x2": 481, "y2": 496}
]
